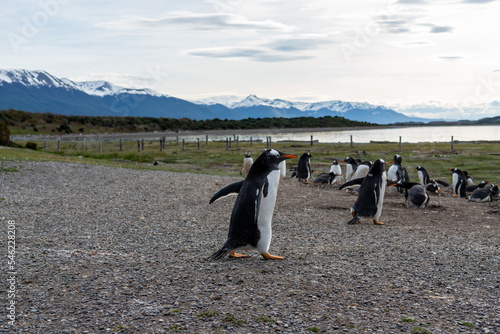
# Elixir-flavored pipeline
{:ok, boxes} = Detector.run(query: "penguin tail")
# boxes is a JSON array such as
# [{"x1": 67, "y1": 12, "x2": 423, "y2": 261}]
[
  {"x1": 347, "y1": 216, "x2": 360, "y2": 225},
  {"x1": 209, "y1": 247, "x2": 231, "y2": 260}
]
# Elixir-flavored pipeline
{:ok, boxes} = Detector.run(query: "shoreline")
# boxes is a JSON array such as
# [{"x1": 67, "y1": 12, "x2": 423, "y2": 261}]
[{"x1": 12, "y1": 123, "x2": 500, "y2": 142}]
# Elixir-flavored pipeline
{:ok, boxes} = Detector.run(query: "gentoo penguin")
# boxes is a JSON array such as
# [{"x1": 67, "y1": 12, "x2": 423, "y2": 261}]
[
  {"x1": 449, "y1": 168, "x2": 467, "y2": 198},
  {"x1": 468, "y1": 185, "x2": 499, "y2": 202},
  {"x1": 387, "y1": 154, "x2": 402, "y2": 182},
  {"x1": 351, "y1": 160, "x2": 372, "y2": 180},
  {"x1": 388, "y1": 154, "x2": 404, "y2": 193},
  {"x1": 424, "y1": 182, "x2": 440, "y2": 195},
  {"x1": 296, "y1": 152, "x2": 313, "y2": 182},
  {"x1": 339, "y1": 159, "x2": 387, "y2": 225},
  {"x1": 396, "y1": 182, "x2": 430, "y2": 208},
  {"x1": 466, "y1": 180, "x2": 490, "y2": 194},
  {"x1": 209, "y1": 149, "x2": 297, "y2": 260},
  {"x1": 240, "y1": 152, "x2": 253, "y2": 177},
  {"x1": 312, "y1": 172, "x2": 338, "y2": 187},
  {"x1": 342, "y1": 156, "x2": 358, "y2": 181},
  {"x1": 463, "y1": 171, "x2": 474, "y2": 186},
  {"x1": 416, "y1": 166, "x2": 430, "y2": 185},
  {"x1": 329, "y1": 159, "x2": 342, "y2": 185}
]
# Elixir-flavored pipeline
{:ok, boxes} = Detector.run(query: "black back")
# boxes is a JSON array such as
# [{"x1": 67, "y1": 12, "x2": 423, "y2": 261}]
[{"x1": 353, "y1": 159, "x2": 386, "y2": 217}]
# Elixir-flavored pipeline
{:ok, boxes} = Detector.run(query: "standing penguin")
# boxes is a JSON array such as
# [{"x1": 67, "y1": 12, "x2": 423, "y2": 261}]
[
  {"x1": 387, "y1": 154, "x2": 402, "y2": 182},
  {"x1": 449, "y1": 168, "x2": 467, "y2": 198},
  {"x1": 296, "y1": 152, "x2": 313, "y2": 182},
  {"x1": 209, "y1": 149, "x2": 297, "y2": 260},
  {"x1": 329, "y1": 159, "x2": 342, "y2": 184},
  {"x1": 342, "y1": 156, "x2": 358, "y2": 181},
  {"x1": 240, "y1": 152, "x2": 253, "y2": 177},
  {"x1": 339, "y1": 159, "x2": 387, "y2": 225},
  {"x1": 416, "y1": 166, "x2": 430, "y2": 185}
]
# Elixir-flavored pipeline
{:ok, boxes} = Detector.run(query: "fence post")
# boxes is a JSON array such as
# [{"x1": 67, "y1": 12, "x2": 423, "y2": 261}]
[
  {"x1": 160, "y1": 138, "x2": 163, "y2": 151},
  {"x1": 99, "y1": 140, "x2": 102, "y2": 153},
  {"x1": 120, "y1": 139, "x2": 123, "y2": 151},
  {"x1": 82, "y1": 139, "x2": 85, "y2": 151},
  {"x1": 176, "y1": 136, "x2": 179, "y2": 146},
  {"x1": 250, "y1": 136, "x2": 253, "y2": 146},
  {"x1": 229, "y1": 137, "x2": 232, "y2": 148},
  {"x1": 137, "y1": 140, "x2": 140, "y2": 152},
  {"x1": 399, "y1": 136, "x2": 402, "y2": 149},
  {"x1": 350, "y1": 135, "x2": 353, "y2": 148},
  {"x1": 451, "y1": 136, "x2": 454, "y2": 150},
  {"x1": 141, "y1": 139, "x2": 144, "y2": 151},
  {"x1": 57, "y1": 138, "x2": 60, "y2": 152},
  {"x1": 310, "y1": 135, "x2": 313, "y2": 146},
  {"x1": 44, "y1": 140, "x2": 47, "y2": 151},
  {"x1": 197, "y1": 138, "x2": 200, "y2": 150},
  {"x1": 206, "y1": 134, "x2": 208, "y2": 145},
  {"x1": 226, "y1": 137, "x2": 229, "y2": 150},
  {"x1": 182, "y1": 139, "x2": 185, "y2": 150},
  {"x1": 236, "y1": 135, "x2": 239, "y2": 146}
]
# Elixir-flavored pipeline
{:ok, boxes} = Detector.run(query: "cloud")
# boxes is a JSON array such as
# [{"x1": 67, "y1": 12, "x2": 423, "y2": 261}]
[
  {"x1": 430, "y1": 25, "x2": 453, "y2": 33},
  {"x1": 97, "y1": 11, "x2": 296, "y2": 32},
  {"x1": 397, "y1": 0, "x2": 428, "y2": 4},
  {"x1": 438, "y1": 56, "x2": 462, "y2": 61},
  {"x1": 386, "y1": 40, "x2": 433, "y2": 48},
  {"x1": 463, "y1": 0, "x2": 497, "y2": 3},
  {"x1": 185, "y1": 46, "x2": 312, "y2": 62},
  {"x1": 265, "y1": 34, "x2": 336, "y2": 52}
]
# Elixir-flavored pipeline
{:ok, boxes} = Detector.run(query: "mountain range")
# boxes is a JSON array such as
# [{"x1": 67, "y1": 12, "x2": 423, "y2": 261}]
[{"x1": 0, "y1": 69, "x2": 434, "y2": 124}]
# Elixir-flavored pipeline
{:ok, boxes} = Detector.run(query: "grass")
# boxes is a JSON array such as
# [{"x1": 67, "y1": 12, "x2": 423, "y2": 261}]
[
  {"x1": 307, "y1": 326, "x2": 321, "y2": 333},
  {"x1": 255, "y1": 315, "x2": 275, "y2": 322},
  {"x1": 2, "y1": 139, "x2": 500, "y2": 182},
  {"x1": 223, "y1": 314, "x2": 245, "y2": 326},
  {"x1": 197, "y1": 310, "x2": 220, "y2": 318}
]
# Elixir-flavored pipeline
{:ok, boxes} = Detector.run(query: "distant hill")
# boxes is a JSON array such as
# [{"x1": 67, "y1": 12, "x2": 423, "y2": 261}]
[{"x1": 0, "y1": 69, "x2": 438, "y2": 124}]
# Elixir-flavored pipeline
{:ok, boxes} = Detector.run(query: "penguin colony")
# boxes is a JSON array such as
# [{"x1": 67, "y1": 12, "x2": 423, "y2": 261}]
[{"x1": 210, "y1": 150, "x2": 499, "y2": 260}]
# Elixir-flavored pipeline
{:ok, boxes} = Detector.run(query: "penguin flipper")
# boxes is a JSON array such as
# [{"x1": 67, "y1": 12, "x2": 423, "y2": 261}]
[
  {"x1": 339, "y1": 177, "x2": 365, "y2": 190},
  {"x1": 209, "y1": 180, "x2": 245, "y2": 204}
]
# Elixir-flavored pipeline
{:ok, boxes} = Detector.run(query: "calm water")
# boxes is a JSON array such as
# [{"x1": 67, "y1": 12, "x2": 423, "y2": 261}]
[
  {"x1": 197, "y1": 125, "x2": 500, "y2": 144},
  {"x1": 13, "y1": 125, "x2": 500, "y2": 143}
]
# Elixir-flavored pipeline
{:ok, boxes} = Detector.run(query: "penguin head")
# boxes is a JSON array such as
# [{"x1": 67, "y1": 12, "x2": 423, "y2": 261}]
[
  {"x1": 416, "y1": 165, "x2": 424, "y2": 171},
  {"x1": 392, "y1": 154, "x2": 402, "y2": 164},
  {"x1": 342, "y1": 156, "x2": 356, "y2": 165},
  {"x1": 369, "y1": 159, "x2": 386, "y2": 176},
  {"x1": 449, "y1": 167, "x2": 462, "y2": 174},
  {"x1": 244, "y1": 152, "x2": 252, "y2": 158},
  {"x1": 425, "y1": 183, "x2": 439, "y2": 193},
  {"x1": 253, "y1": 149, "x2": 297, "y2": 172},
  {"x1": 300, "y1": 152, "x2": 313, "y2": 160},
  {"x1": 332, "y1": 159, "x2": 339, "y2": 165}
]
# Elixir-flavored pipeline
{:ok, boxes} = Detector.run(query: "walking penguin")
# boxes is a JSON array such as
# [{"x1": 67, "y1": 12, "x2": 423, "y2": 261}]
[
  {"x1": 209, "y1": 149, "x2": 297, "y2": 260},
  {"x1": 339, "y1": 159, "x2": 388, "y2": 225}
]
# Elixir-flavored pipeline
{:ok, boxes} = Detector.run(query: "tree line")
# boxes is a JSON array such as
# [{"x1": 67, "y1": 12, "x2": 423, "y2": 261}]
[{"x1": 0, "y1": 109, "x2": 374, "y2": 134}]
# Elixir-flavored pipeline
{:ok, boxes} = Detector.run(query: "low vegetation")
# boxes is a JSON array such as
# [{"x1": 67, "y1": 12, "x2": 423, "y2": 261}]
[{"x1": 1, "y1": 109, "x2": 373, "y2": 135}]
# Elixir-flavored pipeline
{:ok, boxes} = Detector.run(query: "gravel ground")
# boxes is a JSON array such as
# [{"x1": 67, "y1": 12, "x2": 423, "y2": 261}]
[{"x1": 1, "y1": 161, "x2": 499, "y2": 333}]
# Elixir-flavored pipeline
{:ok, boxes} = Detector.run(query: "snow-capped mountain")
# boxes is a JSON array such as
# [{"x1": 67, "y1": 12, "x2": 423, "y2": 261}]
[
  {"x1": 0, "y1": 69, "x2": 214, "y2": 119},
  {"x1": 0, "y1": 69, "x2": 433, "y2": 123},
  {"x1": 0, "y1": 69, "x2": 72, "y2": 89}
]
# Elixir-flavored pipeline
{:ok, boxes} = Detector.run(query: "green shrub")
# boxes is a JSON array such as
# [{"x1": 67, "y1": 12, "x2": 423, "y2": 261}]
[{"x1": 25, "y1": 142, "x2": 38, "y2": 150}]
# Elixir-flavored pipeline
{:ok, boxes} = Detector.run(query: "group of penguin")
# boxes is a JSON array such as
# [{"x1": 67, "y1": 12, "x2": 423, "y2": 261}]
[{"x1": 209, "y1": 149, "x2": 499, "y2": 261}]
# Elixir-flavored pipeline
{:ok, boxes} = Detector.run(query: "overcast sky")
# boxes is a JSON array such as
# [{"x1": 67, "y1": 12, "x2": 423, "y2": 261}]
[{"x1": 2, "y1": 0, "x2": 500, "y2": 119}]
